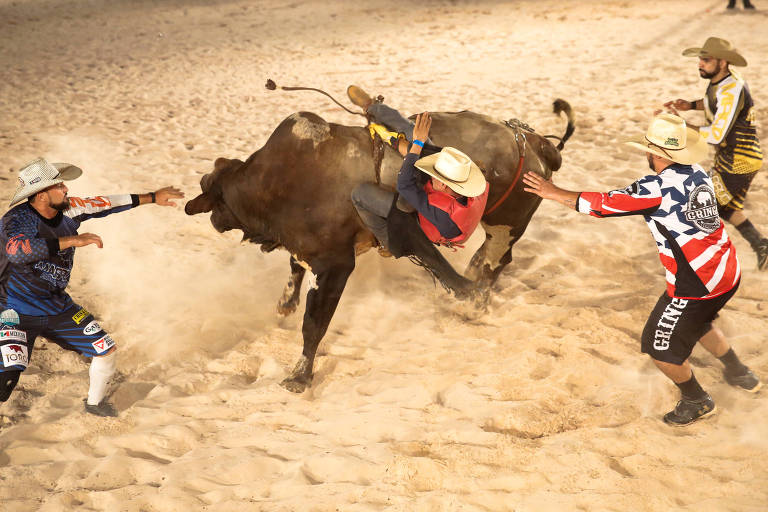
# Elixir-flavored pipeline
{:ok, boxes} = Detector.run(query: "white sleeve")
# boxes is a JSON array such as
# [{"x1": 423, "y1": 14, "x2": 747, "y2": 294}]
[
  {"x1": 699, "y1": 79, "x2": 743, "y2": 145},
  {"x1": 64, "y1": 194, "x2": 134, "y2": 219}
]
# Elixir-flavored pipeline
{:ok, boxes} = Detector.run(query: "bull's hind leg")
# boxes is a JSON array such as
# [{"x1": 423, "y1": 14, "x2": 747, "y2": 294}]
[
  {"x1": 280, "y1": 255, "x2": 355, "y2": 393},
  {"x1": 277, "y1": 256, "x2": 307, "y2": 316}
]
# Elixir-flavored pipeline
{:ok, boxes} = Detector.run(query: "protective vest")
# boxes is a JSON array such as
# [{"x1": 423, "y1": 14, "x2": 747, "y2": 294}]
[{"x1": 418, "y1": 182, "x2": 489, "y2": 245}]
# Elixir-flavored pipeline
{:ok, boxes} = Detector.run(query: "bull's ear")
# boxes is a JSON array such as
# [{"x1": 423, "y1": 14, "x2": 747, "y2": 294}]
[{"x1": 184, "y1": 193, "x2": 215, "y2": 215}]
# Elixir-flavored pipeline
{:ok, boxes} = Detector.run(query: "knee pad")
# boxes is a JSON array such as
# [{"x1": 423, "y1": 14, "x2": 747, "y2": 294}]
[{"x1": 0, "y1": 371, "x2": 21, "y2": 402}]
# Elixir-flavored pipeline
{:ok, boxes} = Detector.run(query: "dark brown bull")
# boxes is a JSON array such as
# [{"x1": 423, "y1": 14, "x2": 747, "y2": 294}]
[{"x1": 185, "y1": 104, "x2": 574, "y2": 392}]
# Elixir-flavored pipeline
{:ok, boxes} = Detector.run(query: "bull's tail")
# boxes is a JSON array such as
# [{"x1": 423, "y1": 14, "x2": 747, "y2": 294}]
[
  {"x1": 551, "y1": 99, "x2": 575, "y2": 151},
  {"x1": 265, "y1": 79, "x2": 366, "y2": 118}
]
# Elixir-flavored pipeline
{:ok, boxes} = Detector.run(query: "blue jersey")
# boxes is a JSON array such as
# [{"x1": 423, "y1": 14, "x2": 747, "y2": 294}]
[{"x1": 0, "y1": 194, "x2": 138, "y2": 316}]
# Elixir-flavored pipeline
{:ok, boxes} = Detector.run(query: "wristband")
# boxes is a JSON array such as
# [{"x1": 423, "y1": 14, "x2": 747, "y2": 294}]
[
  {"x1": 412, "y1": 139, "x2": 425, "y2": 148},
  {"x1": 690, "y1": 100, "x2": 697, "y2": 110},
  {"x1": 149, "y1": 192, "x2": 156, "y2": 203}
]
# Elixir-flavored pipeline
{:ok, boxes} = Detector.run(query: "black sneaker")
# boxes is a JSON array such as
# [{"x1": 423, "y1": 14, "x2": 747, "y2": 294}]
[
  {"x1": 724, "y1": 368, "x2": 762, "y2": 393},
  {"x1": 663, "y1": 394, "x2": 716, "y2": 426},
  {"x1": 756, "y1": 240, "x2": 768, "y2": 271},
  {"x1": 83, "y1": 398, "x2": 118, "y2": 417}
]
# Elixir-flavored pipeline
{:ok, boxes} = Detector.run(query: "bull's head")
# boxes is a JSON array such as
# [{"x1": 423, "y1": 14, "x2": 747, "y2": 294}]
[{"x1": 185, "y1": 158, "x2": 245, "y2": 233}]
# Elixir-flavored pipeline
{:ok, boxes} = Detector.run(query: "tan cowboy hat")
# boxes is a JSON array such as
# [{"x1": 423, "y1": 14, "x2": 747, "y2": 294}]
[
  {"x1": 9, "y1": 157, "x2": 82, "y2": 207},
  {"x1": 624, "y1": 113, "x2": 709, "y2": 165},
  {"x1": 414, "y1": 147, "x2": 486, "y2": 197},
  {"x1": 682, "y1": 37, "x2": 747, "y2": 67}
]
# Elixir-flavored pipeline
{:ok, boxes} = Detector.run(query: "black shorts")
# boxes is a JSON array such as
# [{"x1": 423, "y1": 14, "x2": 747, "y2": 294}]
[
  {"x1": 711, "y1": 169, "x2": 757, "y2": 212},
  {"x1": 0, "y1": 304, "x2": 114, "y2": 374},
  {"x1": 640, "y1": 283, "x2": 739, "y2": 364}
]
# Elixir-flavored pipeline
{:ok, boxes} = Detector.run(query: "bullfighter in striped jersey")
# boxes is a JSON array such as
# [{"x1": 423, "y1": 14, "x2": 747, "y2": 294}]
[
  {"x1": 664, "y1": 37, "x2": 767, "y2": 270},
  {"x1": 523, "y1": 114, "x2": 761, "y2": 426},
  {"x1": 0, "y1": 158, "x2": 183, "y2": 416}
]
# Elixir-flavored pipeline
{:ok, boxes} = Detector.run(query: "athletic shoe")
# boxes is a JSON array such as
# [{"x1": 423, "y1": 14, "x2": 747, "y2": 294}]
[
  {"x1": 84, "y1": 398, "x2": 118, "y2": 417},
  {"x1": 347, "y1": 85, "x2": 373, "y2": 110},
  {"x1": 663, "y1": 394, "x2": 716, "y2": 426},
  {"x1": 724, "y1": 368, "x2": 762, "y2": 393},
  {"x1": 756, "y1": 239, "x2": 768, "y2": 271}
]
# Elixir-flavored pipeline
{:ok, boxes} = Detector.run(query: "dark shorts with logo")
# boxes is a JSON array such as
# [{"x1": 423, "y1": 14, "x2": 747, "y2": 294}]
[
  {"x1": 0, "y1": 304, "x2": 114, "y2": 374},
  {"x1": 640, "y1": 283, "x2": 739, "y2": 364},
  {"x1": 711, "y1": 169, "x2": 757, "y2": 212}
]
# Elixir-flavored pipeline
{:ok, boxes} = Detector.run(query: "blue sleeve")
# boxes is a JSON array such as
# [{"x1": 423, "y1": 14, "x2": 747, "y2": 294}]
[
  {"x1": 396, "y1": 153, "x2": 461, "y2": 239},
  {"x1": 2, "y1": 212, "x2": 52, "y2": 265}
]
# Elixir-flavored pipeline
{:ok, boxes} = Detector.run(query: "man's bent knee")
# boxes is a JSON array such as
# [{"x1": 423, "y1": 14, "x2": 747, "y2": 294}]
[{"x1": 0, "y1": 371, "x2": 21, "y2": 402}]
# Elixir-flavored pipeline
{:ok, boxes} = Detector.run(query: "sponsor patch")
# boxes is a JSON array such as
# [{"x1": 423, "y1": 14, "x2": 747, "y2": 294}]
[
  {"x1": 29, "y1": 177, "x2": 41, "y2": 184},
  {"x1": 91, "y1": 335, "x2": 115, "y2": 354},
  {"x1": 0, "y1": 329, "x2": 26, "y2": 342},
  {"x1": 664, "y1": 137, "x2": 680, "y2": 147},
  {"x1": 0, "y1": 309, "x2": 20, "y2": 327},
  {"x1": 1, "y1": 343, "x2": 29, "y2": 368},
  {"x1": 83, "y1": 320, "x2": 102, "y2": 336},
  {"x1": 72, "y1": 308, "x2": 90, "y2": 325}
]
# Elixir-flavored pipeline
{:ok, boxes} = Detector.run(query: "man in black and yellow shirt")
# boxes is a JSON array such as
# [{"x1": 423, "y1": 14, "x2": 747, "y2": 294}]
[{"x1": 665, "y1": 37, "x2": 767, "y2": 270}]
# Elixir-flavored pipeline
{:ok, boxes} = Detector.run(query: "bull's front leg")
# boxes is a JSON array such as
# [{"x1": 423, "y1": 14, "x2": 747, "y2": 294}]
[
  {"x1": 280, "y1": 256, "x2": 355, "y2": 393},
  {"x1": 277, "y1": 256, "x2": 307, "y2": 316}
]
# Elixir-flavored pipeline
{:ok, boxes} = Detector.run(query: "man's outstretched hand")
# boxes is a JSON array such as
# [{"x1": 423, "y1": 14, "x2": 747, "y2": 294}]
[
  {"x1": 153, "y1": 186, "x2": 184, "y2": 206},
  {"x1": 60, "y1": 233, "x2": 103, "y2": 250}
]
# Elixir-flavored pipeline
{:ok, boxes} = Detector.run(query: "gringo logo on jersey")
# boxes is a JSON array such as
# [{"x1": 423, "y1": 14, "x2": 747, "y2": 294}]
[
  {"x1": 685, "y1": 184, "x2": 720, "y2": 233},
  {"x1": 1, "y1": 343, "x2": 29, "y2": 368}
]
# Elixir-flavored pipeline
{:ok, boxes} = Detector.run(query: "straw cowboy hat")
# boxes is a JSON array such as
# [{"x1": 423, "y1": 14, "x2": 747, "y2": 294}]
[
  {"x1": 9, "y1": 157, "x2": 82, "y2": 207},
  {"x1": 625, "y1": 113, "x2": 709, "y2": 165},
  {"x1": 414, "y1": 147, "x2": 486, "y2": 197},
  {"x1": 682, "y1": 37, "x2": 747, "y2": 67}
]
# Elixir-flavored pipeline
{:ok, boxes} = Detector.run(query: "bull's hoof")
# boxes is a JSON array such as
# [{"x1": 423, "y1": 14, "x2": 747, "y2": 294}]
[
  {"x1": 276, "y1": 301, "x2": 298, "y2": 317},
  {"x1": 280, "y1": 355, "x2": 313, "y2": 393},
  {"x1": 280, "y1": 376, "x2": 311, "y2": 393}
]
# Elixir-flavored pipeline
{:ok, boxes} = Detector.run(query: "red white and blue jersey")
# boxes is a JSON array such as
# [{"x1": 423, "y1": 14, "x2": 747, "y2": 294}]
[
  {"x1": 576, "y1": 163, "x2": 740, "y2": 299},
  {"x1": 0, "y1": 195, "x2": 138, "y2": 316}
]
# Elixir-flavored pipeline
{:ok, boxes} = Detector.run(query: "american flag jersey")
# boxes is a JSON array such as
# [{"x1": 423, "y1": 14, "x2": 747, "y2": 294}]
[{"x1": 576, "y1": 163, "x2": 740, "y2": 299}]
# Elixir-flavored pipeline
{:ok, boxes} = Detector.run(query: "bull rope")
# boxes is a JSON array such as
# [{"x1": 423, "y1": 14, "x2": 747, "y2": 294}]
[
  {"x1": 483, "y1": 121, "x2": 528, "y2": 217},
  {"x1": 265, "y1": 79, "x2": 366, "y2": 117}
]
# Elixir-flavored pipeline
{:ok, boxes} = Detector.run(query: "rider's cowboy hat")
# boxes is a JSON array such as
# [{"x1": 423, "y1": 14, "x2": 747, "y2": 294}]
[
  {"x1": 415, "y1": 147, "x2": 486, "y2": 197},
  {"x1": 9, "y1": 157, "x2": 82, "y2": 207},
  {"x1": 625, "y1": 113, "x2": 709, "y2": 165},
  {"x1": 682, "y1": 37, "x2": 747, "y2": 67}
]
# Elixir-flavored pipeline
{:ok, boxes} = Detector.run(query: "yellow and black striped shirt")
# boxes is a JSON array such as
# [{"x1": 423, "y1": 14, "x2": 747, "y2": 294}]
[{"x1": 701, "y1": 71, "x2": 763, "y2": 175}]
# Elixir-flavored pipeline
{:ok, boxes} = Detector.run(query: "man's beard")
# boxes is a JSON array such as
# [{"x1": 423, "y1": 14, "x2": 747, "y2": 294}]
[
  {"x1": 50, "y1": 198, "x2": 69, "y2": 211},
  {"x1": 699, "y1": 68, "x2": 717, "y2": 79}
]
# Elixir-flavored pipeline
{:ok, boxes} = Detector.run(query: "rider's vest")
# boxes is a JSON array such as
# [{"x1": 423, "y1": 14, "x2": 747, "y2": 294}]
[{"x1": 418, "y1": 181, "x2": 489, "y2": 245}]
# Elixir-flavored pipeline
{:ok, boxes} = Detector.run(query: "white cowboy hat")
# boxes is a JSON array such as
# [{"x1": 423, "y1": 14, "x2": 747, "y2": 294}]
[
  {"x1": 624, "y1": 113, "x2": 709, "y2": 165},
  {"x1": 9, "y1": 157, "x2": 82, "y2": 207},
  {"x1": 414, "y1": 147, "x2": 486, "y2": 197},
  {"x1": 682, "y1": 37, "x2": 747, "y2": 67}
]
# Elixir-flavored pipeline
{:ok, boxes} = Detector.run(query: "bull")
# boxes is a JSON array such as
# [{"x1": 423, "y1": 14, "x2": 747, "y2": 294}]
[{"x1": 185, "y1": 101, "x2": 574, "y2": 392}]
